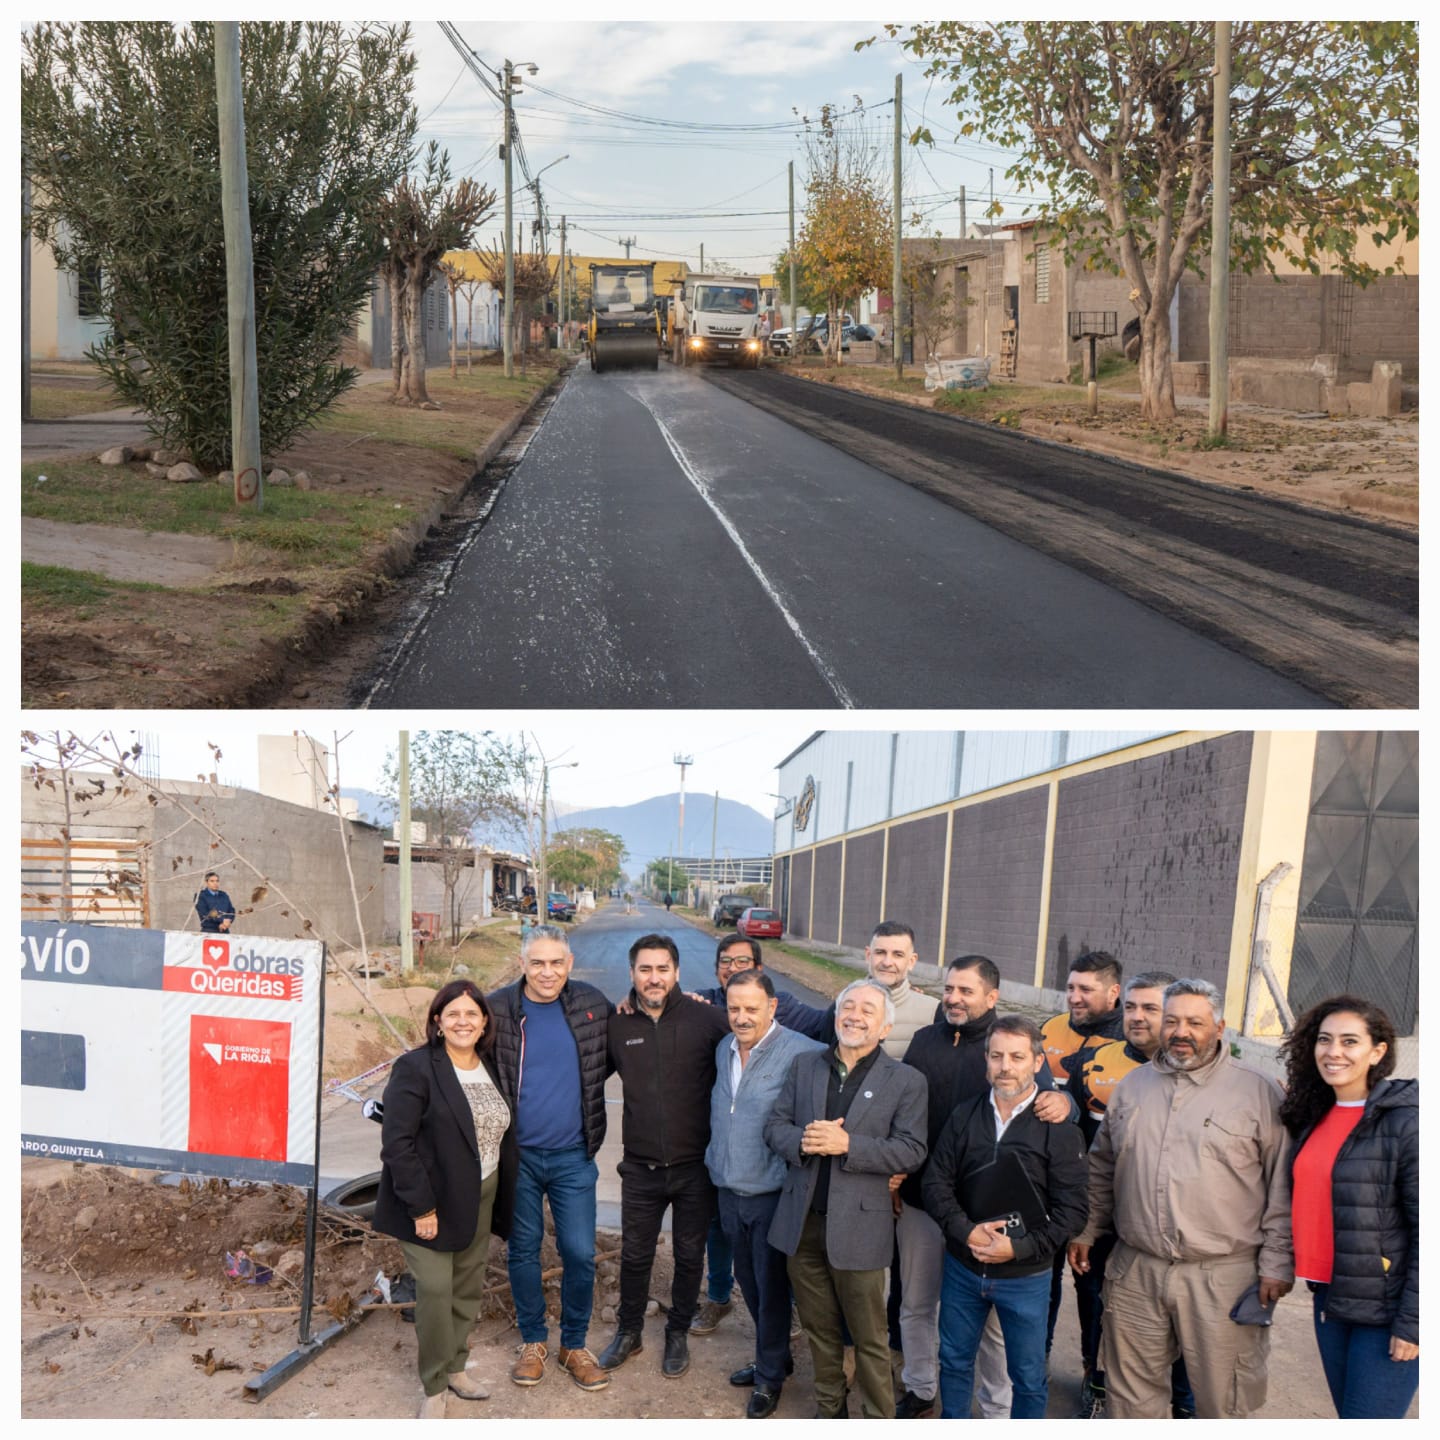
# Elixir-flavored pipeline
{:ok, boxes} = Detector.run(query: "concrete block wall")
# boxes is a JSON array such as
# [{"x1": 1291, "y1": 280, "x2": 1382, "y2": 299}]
[
  {"x1": 811, "y1": 841, "x2": 844, "y2": 945},
  {"x1": 946, "y1": 787, "x2": 1049, "y2": 986},
  {"x1": 839, "y1": 831, "x2": 884, "y2": 950},
  {"x1": 1043, "y1": 733, "x2": 1254, "y2": 992},
  {"x1": 881, "y1": 814, "x2": 949, "y2": 967}
]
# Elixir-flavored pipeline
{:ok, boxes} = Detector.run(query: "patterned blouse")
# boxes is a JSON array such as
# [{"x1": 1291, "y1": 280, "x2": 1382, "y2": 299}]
[{"x1": 452, "y1": 1061, "x2": 511, "y2": 1171}]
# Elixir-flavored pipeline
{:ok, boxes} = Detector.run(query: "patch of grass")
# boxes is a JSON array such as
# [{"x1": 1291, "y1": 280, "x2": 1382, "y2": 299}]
[
  {"x1": 1066, "y1": 351, "x2": 1134, "y2": 386},
  {"x1": 26, "y1": 383, "x2": 126, "y2": 420},
  {"x1": 21, "y1": 562, "x2": 165, "y2": 616},
  {"x1": 315, "y1": 367, "x2": 555, "y2": 460},
  {"x1": 1192, "y1": 432, "x2": 1233, "y2": 451},
  {"x1": 21, "y1": 462, "x2": 412, "y2": 559},
  {"x1": 933, "y1": 387, "x2": 988, "y2": 416}
]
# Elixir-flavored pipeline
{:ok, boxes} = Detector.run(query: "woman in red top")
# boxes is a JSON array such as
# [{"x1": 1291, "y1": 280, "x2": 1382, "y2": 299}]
[{"x1": 1280, "y1": 996, "x2": 1418, "y2": 1418}]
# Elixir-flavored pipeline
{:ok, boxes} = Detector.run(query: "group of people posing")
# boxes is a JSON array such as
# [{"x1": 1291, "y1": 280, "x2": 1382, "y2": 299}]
[{"x1": 372, "y1": 920, "x2": 1418, "y2": 1420}]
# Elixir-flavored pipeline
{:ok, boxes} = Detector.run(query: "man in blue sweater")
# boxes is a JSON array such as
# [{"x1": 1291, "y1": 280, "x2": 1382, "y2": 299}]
[{"x1": 706, "y1": 970, "x2": 825, "y2": 1417}]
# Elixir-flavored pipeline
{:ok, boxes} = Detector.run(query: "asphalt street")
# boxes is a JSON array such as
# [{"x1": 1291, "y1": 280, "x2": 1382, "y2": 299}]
[{"x1": 366, "y1": 360, "x2": 1322, "y2": 707}]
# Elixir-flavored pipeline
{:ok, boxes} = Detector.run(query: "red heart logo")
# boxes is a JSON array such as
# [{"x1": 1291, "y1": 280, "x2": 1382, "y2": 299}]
[{"x1": 202, "y1": 939, "x2": 230, "y2": 970}]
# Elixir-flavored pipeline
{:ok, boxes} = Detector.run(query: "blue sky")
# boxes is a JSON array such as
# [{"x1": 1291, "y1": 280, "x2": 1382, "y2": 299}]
[{"x1": 408, "y1": 19, "x2": 1034, "y2": 272}]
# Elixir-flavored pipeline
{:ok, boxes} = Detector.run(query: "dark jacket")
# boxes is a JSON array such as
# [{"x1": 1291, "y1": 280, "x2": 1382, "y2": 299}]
[
  {"x1": 195, "y1": 888, "x2": 235, "y2": 932},
  {"x1": 487, "y1": 977, "x2": 612, "y2": 1159},
  {"x1": 900, "y1": 1012, "x2": 1065, "y2": 1206},
  {"x1": 764, "y1": 1044, "x2": 928, "y2": 1270},
  {"x1": 922, "y1": 1087, "x2": 1088, "y2": 1279},
  {"x1": 608, "y1": 984, "x2": 730, "y2": 1167},
  {"x1": 1288, "y1": 1077, "x2": 1418, "y2": 1342},
  {"x1": 372, "y1": 1043, "x2": 516, "y2": 1251}
]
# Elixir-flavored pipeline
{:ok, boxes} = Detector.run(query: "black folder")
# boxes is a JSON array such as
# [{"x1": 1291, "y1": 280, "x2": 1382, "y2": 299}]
[{"x1": 959, "y1": 1149, "x2": 1050, "y2": 1234}]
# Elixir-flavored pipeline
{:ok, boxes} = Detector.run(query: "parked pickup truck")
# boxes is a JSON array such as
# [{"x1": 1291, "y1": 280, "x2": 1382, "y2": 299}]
[{"x1": 712, "y1": 893, "x2": 752, "y2": 927}]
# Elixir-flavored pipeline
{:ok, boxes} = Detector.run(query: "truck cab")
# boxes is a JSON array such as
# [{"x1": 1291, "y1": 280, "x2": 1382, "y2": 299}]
[{"x1": 670, "y1": 274, "x2": 765, "y2": 368}]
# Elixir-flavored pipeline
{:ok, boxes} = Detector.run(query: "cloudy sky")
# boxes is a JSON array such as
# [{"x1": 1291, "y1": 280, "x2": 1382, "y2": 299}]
[
  {"x1": 406, "y1": 18, "x2": 1034, "y2": 272},
  {"x1": 41, "y1": 714, "x2": 824, "y2": 820}
]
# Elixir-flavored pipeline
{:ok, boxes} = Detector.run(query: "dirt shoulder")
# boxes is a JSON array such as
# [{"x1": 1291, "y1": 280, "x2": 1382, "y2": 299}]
[
  {"x1": 773, "y1": 358, "x2": 1418, "y2": 528},
  {"x1": 20, "y1": 358, "x2": 565, "y2": 708}
]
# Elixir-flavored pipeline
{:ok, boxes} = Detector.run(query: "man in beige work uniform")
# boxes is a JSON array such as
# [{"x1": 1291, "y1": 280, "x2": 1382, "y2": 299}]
[{"x1": 1067, "y1": 978, "x2": 1293, "y2": 1418}]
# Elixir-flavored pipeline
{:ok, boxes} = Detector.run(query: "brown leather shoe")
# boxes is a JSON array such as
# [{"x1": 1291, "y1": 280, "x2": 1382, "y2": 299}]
[
  {"x1": 557, "y1": 1345, "x2": 611, "y2": 1391},
  {"x1": 510, "y1": 1341, "x2": 548, "y2": 1387}
]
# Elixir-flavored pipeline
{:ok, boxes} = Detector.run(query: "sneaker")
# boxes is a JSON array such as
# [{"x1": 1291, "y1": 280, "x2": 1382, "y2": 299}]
[
  {"x1": 690, "y1": 1298, "x2": 734, "y2": 1335},
  {"x1": 1075, "y1": 1387, "x2": 1106, "y2": 1419},
  {"x1": 557, "y1": 1346, "x2": 611, "y2": 1392},
  {"x1": 510, "y1": 1341, "x2": 548, "y2": 1387},
  {"x1": 447, "y1": 1368, "x2": 490, "y2": 1400},
  {"x1": 895, "y1": 1390, "x2": 935, "y2": 1419},
  {"x1": 418, "y1": 1392, "x2": 447, "y2": 1419}
]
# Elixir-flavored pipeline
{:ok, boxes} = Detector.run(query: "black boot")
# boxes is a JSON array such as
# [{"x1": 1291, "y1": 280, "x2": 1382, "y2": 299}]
[
  {"x1": 662, "y1": 1329, "x2": 690, "y2": 1378},
  {"x1": 597, "y1": 1329, "x2": 644, "y2": 1372}
]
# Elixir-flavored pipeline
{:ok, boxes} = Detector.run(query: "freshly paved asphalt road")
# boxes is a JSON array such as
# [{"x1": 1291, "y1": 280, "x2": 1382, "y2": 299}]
[{"x1": 366, "y1": 361, "x2": 1322, "y2": 708}]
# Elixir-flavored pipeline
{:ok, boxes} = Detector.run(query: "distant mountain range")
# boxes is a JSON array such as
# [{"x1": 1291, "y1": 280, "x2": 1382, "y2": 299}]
[{"x1": 343, "y1": 788, "x2": 772, "y2": 877}]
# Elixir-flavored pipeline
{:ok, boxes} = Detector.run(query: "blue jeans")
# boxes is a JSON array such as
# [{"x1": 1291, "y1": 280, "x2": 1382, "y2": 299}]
[
  {"x1": 939, "y1": 1254, "x2": 1050, "y2": 1419},
  {"x1": 1311, "y1": 1284, "x2": 1418, "y2": 1419},
  {"x1": 706, "y1": 1213, "x2": 735, "y2": 1304},
  {"x1": 508, "y1": 1145, "x2": 598, "y2": 1349}
]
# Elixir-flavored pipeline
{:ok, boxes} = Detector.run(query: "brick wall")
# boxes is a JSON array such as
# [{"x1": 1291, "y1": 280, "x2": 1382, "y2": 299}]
[
  {"x1": 840, "y1": 830, "x2": 885, "y2": 948},
  {"x1": 1044, "y1": 733, "x2": 1254, "y2": 990},
  {"x1": 881, "y1": 813, "x2": 949, "y2": 966},
  {"x1": 945, "y1": 788, "x2": 1050, "y2": 985},
  {"x1": 811, "y1": 841, "x2": 844, "y2": 945}
]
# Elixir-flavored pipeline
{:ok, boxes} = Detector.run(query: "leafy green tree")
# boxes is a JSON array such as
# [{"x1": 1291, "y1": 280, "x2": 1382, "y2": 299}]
[
  {"x1": 548, "y1": 828, "x2": 627, "y2": 896},
  {"x1": 883, "y1": 22, "x2": 1418, "y2": 420},
  {"x1": 647, "y1": 859, "x2": 691, "y2": 897},
  {"x1": 383, "y1": 731, "x2": 527, "y2": 945},
  {"x1": 795, "y1": 102, "x2": 892, "y2": 364},
  {"x1": 22, "y1": 21, "x2": 418, "y2": 469}
]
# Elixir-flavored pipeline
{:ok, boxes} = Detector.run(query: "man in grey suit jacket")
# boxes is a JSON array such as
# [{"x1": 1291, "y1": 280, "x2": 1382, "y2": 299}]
[{"x1": 764, "y1": 979, "x2": 928, "y2": 1418}]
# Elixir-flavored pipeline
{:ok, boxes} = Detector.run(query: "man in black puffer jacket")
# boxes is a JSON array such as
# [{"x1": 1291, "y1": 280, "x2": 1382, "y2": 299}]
[
  {"x1": 895, "y1": 956, "x2": 1071, "y2": 1418},
  {"x1": 487, "y1": 925, "x2": 613, "y2": 1393}
]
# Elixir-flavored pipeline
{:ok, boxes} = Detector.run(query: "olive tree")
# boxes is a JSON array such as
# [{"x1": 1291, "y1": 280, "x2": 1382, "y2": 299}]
[
  {"x1": 22, "y1": 21, "x2": 418, "y2": 469},
  {"x1": 883, "y1": 22, "x2": 1418, "y2": 420}
]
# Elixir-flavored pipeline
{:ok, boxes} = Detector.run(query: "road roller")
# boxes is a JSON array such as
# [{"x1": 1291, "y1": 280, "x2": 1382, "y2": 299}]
[{"x1": 587, "y1": 262, "x2": 661, "y2": 373}]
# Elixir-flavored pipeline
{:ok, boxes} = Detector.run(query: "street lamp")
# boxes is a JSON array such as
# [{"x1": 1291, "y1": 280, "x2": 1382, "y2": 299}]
[{"x1": 536, "y1": 758, "x2": 577, "y2": 924}]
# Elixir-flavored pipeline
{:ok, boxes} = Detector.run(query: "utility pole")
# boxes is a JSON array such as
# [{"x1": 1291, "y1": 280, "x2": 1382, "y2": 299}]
[
  {"x1": 674, "y1": 753, "x2": 693, "y2": 905},
  {"x1": 893, "y1": 72, "x2": 903, "y2": 380},
  {"x1": 22, "y1": 165, "x2": 32, "y2": 421},
  {"x1": 538, "y1": 762, "x2": 548, "y2": 923},
  {"x1": 788, "y1": 160, "x2": 797, "y2": 354},
  {"x1": 699, "y1": 243, "x2": 704, "y2": 275},
  {"x1": 960, "y1": 185, "x2": 967, "y2": 241},
  {"x1": 559, "y1": 215, "x2": 566, "y2": 348},
  {"x1": 399, "y1": 731, "x2": 413, "y2": 974},
  {"x1": 214, "y1": 22, "x2": 263, "y2": 510},
  {"x1": 502, "y1": 60, "x2": 515, "y2": 378},
  {"x1": 1208, "y1": 21, "x2": 1232, "y2": 440},
  {"x1": 708, "y1": 790, "x2": 719, "y2": 918},
  {"x1": 619, "y1": 234, "x2": 636, "y2": 260}
]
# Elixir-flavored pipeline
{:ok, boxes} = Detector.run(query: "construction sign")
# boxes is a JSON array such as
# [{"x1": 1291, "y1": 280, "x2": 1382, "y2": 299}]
[{"x1": 20, "y1": 923, "x2": 325, "y2": 1185}]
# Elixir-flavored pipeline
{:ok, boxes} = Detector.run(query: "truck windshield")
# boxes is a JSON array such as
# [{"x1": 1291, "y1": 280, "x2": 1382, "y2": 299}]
[{"x1": 695, "y1": 285, "x2": 758, "y2": 315}]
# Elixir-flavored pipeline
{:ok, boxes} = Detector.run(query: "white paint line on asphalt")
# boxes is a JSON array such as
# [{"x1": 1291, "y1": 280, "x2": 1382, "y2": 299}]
[{"x1": 630, "y1": 388, "x2": 856, "y2": 708}]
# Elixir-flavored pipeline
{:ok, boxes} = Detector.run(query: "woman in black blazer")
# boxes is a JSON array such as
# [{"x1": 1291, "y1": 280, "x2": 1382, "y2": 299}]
[{"x1": 373, "y1": 980, "x2": 517, "y2": 1417}]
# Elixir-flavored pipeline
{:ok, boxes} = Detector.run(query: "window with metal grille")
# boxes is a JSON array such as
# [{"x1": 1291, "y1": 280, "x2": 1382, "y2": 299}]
[
  {"x1": 1035, "y1": 245, "x2": 1051, "y2": 304},
  {"x1": 76, "y1": 258, "x2": 103, "y2": 318}
]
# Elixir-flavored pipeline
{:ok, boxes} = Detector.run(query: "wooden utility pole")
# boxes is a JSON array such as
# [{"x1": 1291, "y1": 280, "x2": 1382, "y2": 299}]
[
  {"x1": 22, "y1": 166, "x2": 32, "y2": 421},
  {"x1": 214, "y1": 22, "x2": 263, "y2": 509},
  {"x1": 960, "y1": 185, "x2": 966, "y2": 241},
  {"x1": 788, "y1": 161, "x2": 797, "y2": 353},
  {"x1": 559, "y1": 215, "x2": 567, "y2": 346},
  {"x1": 893, "y1": 73, "x2": 903, "y2": 380},
  {"x1": 708, "y1": 790, "x2": 719, "y2": 918},
  {"x1": 699, "y1": 242, "x2": 705, "y2": 275},
  {"x1": 399, "y1": 731, "x2": 413, "y2": 974},
  {"x1": 1208, "y1": 21, "x2": 1232, "y2": 440}
]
